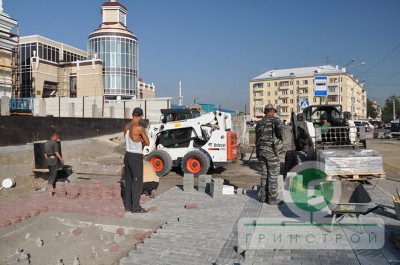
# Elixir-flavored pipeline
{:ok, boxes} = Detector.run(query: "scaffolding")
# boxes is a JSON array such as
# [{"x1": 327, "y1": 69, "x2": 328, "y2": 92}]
[
  {"x1": 57, "y1": 64, "x2": 71, "y2": 97},
  {"x1": 0, "y1": 25, "x2": 19, "y2": 98}
]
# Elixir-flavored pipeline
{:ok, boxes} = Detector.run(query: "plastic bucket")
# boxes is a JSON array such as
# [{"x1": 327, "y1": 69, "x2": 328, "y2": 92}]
[{"x1": 2, "y1": 178, "x2": 16, "y2": 188}]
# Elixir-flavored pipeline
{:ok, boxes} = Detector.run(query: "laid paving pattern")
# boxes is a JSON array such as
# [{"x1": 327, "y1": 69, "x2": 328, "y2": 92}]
[
  {"x1": 119, "y1": 178, "x2": 400, "y2": 265},
  {"x1": 0, "y1": 179, "x2": 140, "y2": 227},
  {"x1": 2, "y1": 176, "x2": 400, "y2": 264}
]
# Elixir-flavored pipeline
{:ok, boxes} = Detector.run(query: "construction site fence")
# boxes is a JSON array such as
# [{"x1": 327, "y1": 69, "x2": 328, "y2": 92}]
[{"x1": 1, "y1": 96, "x2": 172, "y2": 124}]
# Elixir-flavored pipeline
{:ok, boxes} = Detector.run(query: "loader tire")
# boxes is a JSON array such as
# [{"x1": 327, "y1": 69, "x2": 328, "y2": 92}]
[
  {"x1": 182, "y1": 150, "x2": 210, "y2": 177},
  {"x1": 284, "y1": 150, "x2": 309, "y2": 179},
  {"x1": 284, "y1": 150, "x2": 297, "y2": 179},
  {"x1": 146, "y1": 150, "x2": 173, "y2": 177}
]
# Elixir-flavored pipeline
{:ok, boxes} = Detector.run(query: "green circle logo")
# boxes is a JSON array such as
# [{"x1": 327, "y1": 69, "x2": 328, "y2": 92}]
[{"x1": 289, "y1": 168, "x2": 334, "y2": 213}]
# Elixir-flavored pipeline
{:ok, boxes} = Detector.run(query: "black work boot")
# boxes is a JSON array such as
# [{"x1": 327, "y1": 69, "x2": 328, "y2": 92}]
[{"x1": 266, "y1": 199, "x2": 284, "y2": 205}]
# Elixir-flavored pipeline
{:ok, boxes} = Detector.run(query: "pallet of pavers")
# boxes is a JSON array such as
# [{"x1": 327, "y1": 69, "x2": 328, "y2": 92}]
[{"x1": 317, "y1": 149, "x2": 385, "y2": 180}]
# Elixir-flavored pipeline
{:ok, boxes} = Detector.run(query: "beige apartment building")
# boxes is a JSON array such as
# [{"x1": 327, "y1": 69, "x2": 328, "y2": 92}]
[{"x1": 249, "y1": 65, "x2": 367, "y2": 121}]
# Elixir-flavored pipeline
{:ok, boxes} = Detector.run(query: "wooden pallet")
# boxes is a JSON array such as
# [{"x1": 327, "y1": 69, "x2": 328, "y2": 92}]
[{"x1": 326, "y1": 172, "x2": 385, "y2": 181}]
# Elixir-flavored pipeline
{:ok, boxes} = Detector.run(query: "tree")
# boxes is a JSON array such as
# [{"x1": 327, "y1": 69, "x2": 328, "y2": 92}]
[
  {"x1": 367, "y1": 99, "x2": 378, "y2": 119},
  {"x1": 381, "y1": 95, "x2": 400, "y2": 122}
]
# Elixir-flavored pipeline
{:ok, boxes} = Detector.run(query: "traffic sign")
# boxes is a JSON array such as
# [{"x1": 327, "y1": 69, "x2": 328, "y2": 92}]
[
  {"x1": 300, "y1": 99, "x2": 309, "y2": 110},
  {"x1": 314, "y1": 76, "x2": 328, "y2": 97}
]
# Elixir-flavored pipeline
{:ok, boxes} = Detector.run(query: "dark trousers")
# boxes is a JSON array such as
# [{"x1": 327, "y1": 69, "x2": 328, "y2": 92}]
[
  {"x1": 123, "y1": 152, "x2": 143, "y2": 211},
  {"x1": 47, "y1": 165, "x2": 58, "y2": 187}
]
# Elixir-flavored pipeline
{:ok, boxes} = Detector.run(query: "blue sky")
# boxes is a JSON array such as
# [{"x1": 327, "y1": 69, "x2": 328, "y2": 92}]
[{"x1": 4, "y1": 0, "x2": 400, "y2": 111}]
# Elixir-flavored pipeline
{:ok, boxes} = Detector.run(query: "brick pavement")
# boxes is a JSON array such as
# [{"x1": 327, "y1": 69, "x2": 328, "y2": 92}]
[
  {"x1": 119, "y1": 177, "x2": 400, "y2": 265},
  {"x1": 2, "y1": 176, "x2": 400, "y2": 264},
  {"x1": 0, "y1": 179, "x2": 149, "y2": 228}
]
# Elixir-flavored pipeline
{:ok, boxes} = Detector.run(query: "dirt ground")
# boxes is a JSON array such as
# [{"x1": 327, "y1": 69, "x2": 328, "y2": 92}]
[
  {"x1": 1, "y1": 129, "x2": 400, "y2": 264},
  {"x1": 0, "y1": 132, "x2": 262, "y2": 265}
]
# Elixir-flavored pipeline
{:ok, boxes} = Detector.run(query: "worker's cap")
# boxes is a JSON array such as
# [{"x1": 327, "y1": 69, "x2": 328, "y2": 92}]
[
  {"x1": 264, "y1": 104, "x2": 277, "y2": 112},
  {"x1": 132, "y1": 107, "x2": 143, "y2": 116},
  {"x1": 321, "y1": 113, "x2": 328, "y2": 120}
]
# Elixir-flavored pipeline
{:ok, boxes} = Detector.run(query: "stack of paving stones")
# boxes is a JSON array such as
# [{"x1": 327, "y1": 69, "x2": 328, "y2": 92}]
[
  {"x1": 198, "y1": 174, "x2": 212, "y2": 193},
  {"x1": 318, "y1": 149, "x2": 384, "y2": 174},
  {"x1": 210, "y1": 178, "x2": 224, "y2": 197},
  {"x1": 183, "y1": 173, "x2": 194, "y2": 191},
  {"x1": 0, "y1": 180, "x2": 143, "y2": 228}
]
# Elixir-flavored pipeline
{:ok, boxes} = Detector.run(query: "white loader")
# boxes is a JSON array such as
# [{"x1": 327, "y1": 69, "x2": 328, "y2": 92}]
[{"x1": 143, "y1": 110, "x2": 239, "y2": 176}]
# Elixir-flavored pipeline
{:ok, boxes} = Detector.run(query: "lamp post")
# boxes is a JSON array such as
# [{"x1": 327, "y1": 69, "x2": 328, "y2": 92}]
[{"x1": 392, "y1": 96, "x2": 400, "y2": 122}]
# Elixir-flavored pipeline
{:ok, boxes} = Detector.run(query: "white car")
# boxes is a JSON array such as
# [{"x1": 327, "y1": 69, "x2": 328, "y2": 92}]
[{"x1": 354, "y1": 120, "x2": 374, "y2": 132}]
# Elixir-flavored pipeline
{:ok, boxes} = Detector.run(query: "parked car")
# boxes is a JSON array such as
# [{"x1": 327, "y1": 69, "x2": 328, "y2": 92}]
[
  {"x1": 353, "y1": 120, "x2": 372, "y2": 132},
  {"x1": 364, "y1": 121, "x2": 375, "y2": 131},
  {"x1": 390, "y1": 122, "x2": 400, "y2": 138},
  {"x1": 369, "y1": 120, "x2": 383, "y2": 129}
]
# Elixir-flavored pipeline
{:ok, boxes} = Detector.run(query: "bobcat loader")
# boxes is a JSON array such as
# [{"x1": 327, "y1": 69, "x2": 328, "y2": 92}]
[{"x1": 143, "y1": 110, "x2": 238, "y2": 176}]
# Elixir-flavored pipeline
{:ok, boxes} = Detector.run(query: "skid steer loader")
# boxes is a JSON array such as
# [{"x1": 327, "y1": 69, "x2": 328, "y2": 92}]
[
  {"x1": 284, "y1": 104, "x2": 373, "y2": 178},
  {"x1": 143, "y1": 110, "x2": 238, "y2": 177}
]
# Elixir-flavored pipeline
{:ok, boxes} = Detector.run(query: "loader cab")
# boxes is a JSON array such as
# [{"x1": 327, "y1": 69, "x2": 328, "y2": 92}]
[
  {"x1": 302, "y1": 105, "x2": 345, "y2": 127},
  {"x1": 160, "y1": 109, "x2": 201, "y2": 123}
]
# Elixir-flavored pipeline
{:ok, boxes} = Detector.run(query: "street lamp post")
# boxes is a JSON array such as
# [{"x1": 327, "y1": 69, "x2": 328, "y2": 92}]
[{"x1": 392, "y1": 96, "x2": 400, "y2": 122}]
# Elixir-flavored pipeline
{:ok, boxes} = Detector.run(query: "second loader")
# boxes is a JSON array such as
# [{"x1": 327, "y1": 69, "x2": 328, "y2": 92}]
[
  {"x1": 285, "y1": 104, "x2": 384, "y2": 179},
  {"x1": 143, "y1": 110, "x2": 238, "y2": 177}
]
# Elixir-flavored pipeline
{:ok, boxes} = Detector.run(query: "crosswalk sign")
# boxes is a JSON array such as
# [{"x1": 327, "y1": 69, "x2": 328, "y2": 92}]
[{"x1": 300, "y1": 100, "x2": 309, "y2": 110}]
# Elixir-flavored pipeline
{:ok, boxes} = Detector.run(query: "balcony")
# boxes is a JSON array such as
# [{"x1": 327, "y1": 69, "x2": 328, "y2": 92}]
[
  {"x1": 253, "y1": 87, "x2": 264, "y2": 92},
  {"x1": 278, "y1": 85, "x2": 290, "y2": 90}
]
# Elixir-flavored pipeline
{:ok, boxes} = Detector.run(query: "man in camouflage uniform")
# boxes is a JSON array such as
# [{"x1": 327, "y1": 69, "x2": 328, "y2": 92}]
[{"x1": 255, "y1": 104, "x2": 284, "y2": 205}]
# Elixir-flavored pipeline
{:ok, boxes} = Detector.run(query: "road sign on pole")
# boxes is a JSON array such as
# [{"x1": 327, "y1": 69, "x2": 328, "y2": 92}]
[
  {"x1": 300, "y1": 99, "x2": 309, "y2": 111},
  {"x1": 314, "y1": 76, "x2": 328, "y2": 97}
]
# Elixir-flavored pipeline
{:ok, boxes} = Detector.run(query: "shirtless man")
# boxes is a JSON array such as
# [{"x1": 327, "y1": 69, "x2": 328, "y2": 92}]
[{"x1": 123, "y1": 107, "x2": 150, "y2": 213}]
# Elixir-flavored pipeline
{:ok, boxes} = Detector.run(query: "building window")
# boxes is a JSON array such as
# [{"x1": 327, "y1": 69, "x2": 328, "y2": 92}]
[
  {"x1": 328, "y1": 86, "x2": 336, "y2": 93},
  {"x1": 290, "y1": 99, "x2": 293, "y2": 103},
  {"x1": 274, "y1": 91, "x2": 278, "y2": 96},
  {"x1": 253, "y1": 83, "x2": 263, "y2": 89},
  {"x1": 267, "y1": 83, "x2": 270, "y2": 88},
  {"x1": 274, "y1": 82, "x2": 278, "y2": 86},
  {"x1": 303, "y1": 80, "x2": 308, "y2": 85},
  {"x1": 282, "y1": 90, "x2": 288, "y2": 95},
  {"x1": 267, "y1": 92, "x2": 270, "y2": 96},
  {"x1": 70, "y1": 76, "x2": 77, "y2": 98},
  {"x1": 296, "y1": 80, "x2": 300, "y2": 85}
]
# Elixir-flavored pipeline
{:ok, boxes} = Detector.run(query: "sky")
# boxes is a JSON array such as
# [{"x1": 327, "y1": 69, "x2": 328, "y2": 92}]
[{"x1": 4, "y1": 0, "x2": 400, "y2": 111}]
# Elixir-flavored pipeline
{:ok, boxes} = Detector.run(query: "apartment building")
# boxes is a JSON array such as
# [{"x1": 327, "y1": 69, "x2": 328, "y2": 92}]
[{"x1": 249, "y1": 65, "x2": 367, "y2": 121}]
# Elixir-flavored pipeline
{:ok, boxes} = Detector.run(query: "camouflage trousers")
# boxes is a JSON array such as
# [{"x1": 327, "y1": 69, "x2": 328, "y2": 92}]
[{"x1": 257, "y1": 145, "x2": 280, "y2": 202}]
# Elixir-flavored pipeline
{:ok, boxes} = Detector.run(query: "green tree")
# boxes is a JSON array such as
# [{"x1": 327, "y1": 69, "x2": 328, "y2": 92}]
[
  {"x1": 381, "y1": 95, "x2": 400, "y2": 122},
  {"x1": 367, "y1": 99, "x2": 378, "y2": 119}
]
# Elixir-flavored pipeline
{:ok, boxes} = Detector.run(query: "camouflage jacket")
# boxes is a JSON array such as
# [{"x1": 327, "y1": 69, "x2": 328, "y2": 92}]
[{"x1": 255, "y1": 115, "x2": 284, "y2": 147}]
